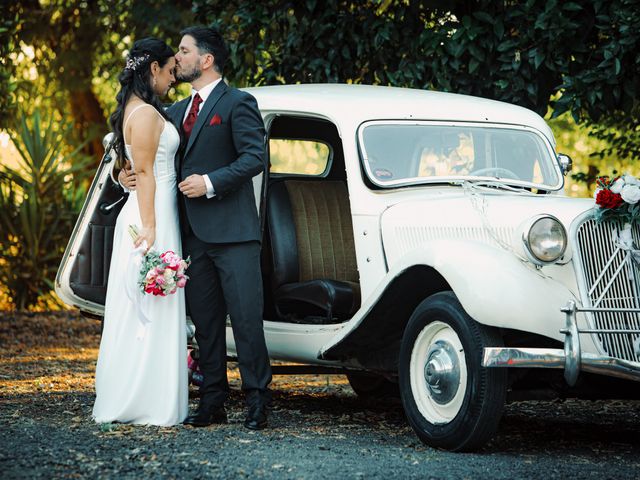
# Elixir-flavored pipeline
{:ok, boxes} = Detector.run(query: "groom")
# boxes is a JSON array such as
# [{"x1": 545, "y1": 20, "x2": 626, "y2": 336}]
[{"x1": 169, "y1": 26, "x2": 272, "y2": 429}]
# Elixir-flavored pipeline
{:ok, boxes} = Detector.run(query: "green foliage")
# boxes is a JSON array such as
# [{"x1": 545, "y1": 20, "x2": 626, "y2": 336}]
[
  {"x1": 3, "y1": 0, "x2": 638, "y2": 308},
  {"x1": 7, "y1": 0, "x2": 195, "y2": 156},
  {"x1": 0, "y1": 9, "x2": 23, "y2": 128},
  {"x1": 0, "y1": 109, "x2": 90, "y2": 310},
  {"x1": 193, "y1": 0, "x2": 640, "y2": 160}
]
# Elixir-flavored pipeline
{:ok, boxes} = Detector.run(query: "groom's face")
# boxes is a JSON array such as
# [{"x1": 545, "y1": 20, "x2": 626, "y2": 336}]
[{"x1": 175, "y1": 35, "x2": 202, "y2": 83}]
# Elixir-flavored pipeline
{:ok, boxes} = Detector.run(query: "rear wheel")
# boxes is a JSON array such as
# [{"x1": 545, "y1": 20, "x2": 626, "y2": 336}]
[{"x1": 399, "y1": 291, "x2": 507, "y2": 451}]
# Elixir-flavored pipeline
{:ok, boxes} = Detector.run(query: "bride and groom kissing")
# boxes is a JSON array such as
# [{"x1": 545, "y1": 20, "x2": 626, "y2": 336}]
[{"x1": 92, "y1": 26, "x2": 272, "y2": 430}]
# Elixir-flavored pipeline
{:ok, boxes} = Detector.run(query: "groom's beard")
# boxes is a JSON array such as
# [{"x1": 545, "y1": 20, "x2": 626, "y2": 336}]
[{"x1": 176, "y1": 65, "x2": 202, "y2": 83}]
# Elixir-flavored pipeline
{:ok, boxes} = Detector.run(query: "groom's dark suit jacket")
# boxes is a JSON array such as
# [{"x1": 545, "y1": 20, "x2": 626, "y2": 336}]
[
  {"x1": 167, "y1": 81, "x2": 265, "y2": 243},
  {"x1": 166, "y1": 80, "x2": 272, "y2": 406}
]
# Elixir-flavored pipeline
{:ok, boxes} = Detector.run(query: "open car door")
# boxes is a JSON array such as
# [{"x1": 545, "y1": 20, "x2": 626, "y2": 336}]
[{"x1": 55, "y1": 134, "x2": 125, "y2": 317}]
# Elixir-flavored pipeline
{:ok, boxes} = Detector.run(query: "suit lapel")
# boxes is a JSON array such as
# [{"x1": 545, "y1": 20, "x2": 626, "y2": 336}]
[{"x1": 184, "y1": 81, "x2": 228, "y2": 157}]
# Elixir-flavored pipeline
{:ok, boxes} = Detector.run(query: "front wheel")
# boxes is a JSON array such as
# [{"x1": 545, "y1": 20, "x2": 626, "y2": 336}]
[{"x1": 399, "y1": 291, "x2": 507, "y2": 451}]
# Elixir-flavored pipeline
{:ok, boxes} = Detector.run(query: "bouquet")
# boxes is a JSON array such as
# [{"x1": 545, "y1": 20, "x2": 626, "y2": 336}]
[
  {"x1": 128, "y1": 224, "x2": 190, "y2": 296},
  {"x1": 593, "y1": 174, "x2": 640, "y2": 226}
]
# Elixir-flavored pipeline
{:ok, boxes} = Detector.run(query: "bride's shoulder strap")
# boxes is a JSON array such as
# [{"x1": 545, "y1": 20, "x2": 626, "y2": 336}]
[{"x1": 123, "y1": 104, "x2": 164, "y2": 142}]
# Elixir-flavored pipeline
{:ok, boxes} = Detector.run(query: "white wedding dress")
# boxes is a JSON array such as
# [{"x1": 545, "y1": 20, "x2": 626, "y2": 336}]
[{"x1": 93, "y1": 104, "x2": 188, "y2": 426}]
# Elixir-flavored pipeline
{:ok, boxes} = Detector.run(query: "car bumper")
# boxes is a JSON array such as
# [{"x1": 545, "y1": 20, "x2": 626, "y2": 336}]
[{"x1": 482, "y1": 301, "x2": 640, "y2": 385}]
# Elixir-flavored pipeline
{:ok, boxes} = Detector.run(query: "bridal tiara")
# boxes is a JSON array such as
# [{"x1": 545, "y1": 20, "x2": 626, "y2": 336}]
[{"x1": 125, "y1": 53, "x2": 150, "y2": 71}]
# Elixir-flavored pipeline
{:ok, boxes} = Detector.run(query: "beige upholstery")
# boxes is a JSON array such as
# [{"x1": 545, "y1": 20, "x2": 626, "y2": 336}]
[{"x1": 284, "y1": 180, "x2": 359, "y2": 284}]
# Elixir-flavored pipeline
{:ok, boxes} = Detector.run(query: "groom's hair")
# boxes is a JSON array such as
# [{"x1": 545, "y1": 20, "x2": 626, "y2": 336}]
[{"x1": 181, "y1": 26, "x2": 229, "y2": 74}]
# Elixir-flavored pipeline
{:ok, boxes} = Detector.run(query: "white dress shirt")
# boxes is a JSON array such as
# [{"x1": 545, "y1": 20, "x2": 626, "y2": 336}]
[{"x1": 184, "y1": 78, "x2": 222, "y2": 199}]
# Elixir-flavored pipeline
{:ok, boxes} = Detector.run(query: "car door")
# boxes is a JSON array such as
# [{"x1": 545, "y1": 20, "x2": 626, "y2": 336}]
[{"x1": 55, "y1": 134, "x2": 127, "y2": 317}]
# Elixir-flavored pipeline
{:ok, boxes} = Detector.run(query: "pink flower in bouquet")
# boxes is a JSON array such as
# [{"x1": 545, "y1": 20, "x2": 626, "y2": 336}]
[
  {"x1": 145, "y1": 269, "x2": 158, "y2": 283},
  {"x1": 129, "y1": 225, "x2": 191, "y2": 296},
  {"x1": 160, "y1": 250, "x2": 183, "y2": 271},
  {"x1": 178, "y1": 260, "x2": 188, "y2": 273}
]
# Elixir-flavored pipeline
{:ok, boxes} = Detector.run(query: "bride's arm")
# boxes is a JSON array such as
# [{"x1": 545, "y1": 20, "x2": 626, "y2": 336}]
[{"x1": 128, "y1": 108, "x2": 164, "y2": 252}]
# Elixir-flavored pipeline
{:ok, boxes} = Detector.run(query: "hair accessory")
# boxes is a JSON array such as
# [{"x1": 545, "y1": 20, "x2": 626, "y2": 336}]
[{"x1": 125, "y1": 53, "x2": 150, "y2": 71}]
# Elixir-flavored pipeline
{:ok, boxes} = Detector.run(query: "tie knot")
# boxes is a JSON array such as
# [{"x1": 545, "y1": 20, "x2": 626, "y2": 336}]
[{"x1": 193, "y1": 93, "x2": 203, "y2": 108}]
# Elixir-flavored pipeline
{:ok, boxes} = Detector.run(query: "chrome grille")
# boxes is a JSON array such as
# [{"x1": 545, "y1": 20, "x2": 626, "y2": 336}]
[{"x1": 575, "y1": 218, "x2": 640, "y2": 362}]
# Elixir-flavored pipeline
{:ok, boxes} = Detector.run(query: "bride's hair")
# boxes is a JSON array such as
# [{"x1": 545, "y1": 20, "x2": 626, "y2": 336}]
[{"x1": 109, "y1": 37, "x2": 174, "y2": 169}]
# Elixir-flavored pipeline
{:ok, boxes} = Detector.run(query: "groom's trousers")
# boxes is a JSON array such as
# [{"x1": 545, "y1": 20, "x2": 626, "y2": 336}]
[{"x1": 183, "y1": 233, "x2": 272, "y2": 409}]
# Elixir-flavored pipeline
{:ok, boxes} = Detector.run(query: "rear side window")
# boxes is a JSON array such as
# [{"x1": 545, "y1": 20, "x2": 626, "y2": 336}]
[{"x1": 269, "y1": 139, "x2": 331, "y2": 176}]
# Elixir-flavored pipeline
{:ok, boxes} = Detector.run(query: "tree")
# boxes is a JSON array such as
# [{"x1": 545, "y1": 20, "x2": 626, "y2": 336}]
[
  {"x1": 0, "y1": 9, "x2": 23, "y2": 129},
  {"x1": 5, "y1": 0, "x2": 195, "y2": 160},
  {"x1": 193, "y1": 0, "x2": 640, "y2": 160}
]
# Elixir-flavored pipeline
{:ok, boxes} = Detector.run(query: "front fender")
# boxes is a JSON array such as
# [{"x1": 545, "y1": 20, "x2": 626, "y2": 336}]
[
  {"x1": 320, "y1": 239, "x2": 578, "y2": 360},
  {"x1": 422, "y1": 239, "x2": 575, "y2": 340}
]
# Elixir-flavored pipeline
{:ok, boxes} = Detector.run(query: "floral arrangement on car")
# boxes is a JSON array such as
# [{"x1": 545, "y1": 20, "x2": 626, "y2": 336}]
[
  {"x1": 128, "y1": 225, "x2": 190, "y2": 296},
  {"x1": 593, "y1": 174, "x2": 640, "y2": 226}
]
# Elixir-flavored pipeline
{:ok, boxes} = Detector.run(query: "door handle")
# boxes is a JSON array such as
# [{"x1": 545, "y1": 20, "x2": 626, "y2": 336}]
[{"x1": 99, "y1": 196, "x2": 125, "y2": 215}]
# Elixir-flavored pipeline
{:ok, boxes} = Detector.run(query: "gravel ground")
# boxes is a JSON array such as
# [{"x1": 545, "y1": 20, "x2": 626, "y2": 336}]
[{"x1": 1, "y1": 312, "x2": 639, "y2": 479}]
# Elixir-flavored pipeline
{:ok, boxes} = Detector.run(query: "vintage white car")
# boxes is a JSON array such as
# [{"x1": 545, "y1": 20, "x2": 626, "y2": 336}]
[{"x1": 56, "y1": 84, "x2": 640, "y2": 451}]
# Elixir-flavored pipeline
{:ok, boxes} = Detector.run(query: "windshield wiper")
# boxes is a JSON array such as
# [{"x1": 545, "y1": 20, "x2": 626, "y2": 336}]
[{"x1": 453, "y1": 179, "x2": 535, "y2": 193}]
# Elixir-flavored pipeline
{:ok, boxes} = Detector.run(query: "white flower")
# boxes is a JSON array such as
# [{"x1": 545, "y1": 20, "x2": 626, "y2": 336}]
[
  {"x1": 621, "y1": 185, "x2": 640, "y2": 204},
  {"x1": 610, "y1": 178, "x2": 625, "y2": 194},
  {"x1": 623, "y1": 174, "x2": 640, "y2": 186}
]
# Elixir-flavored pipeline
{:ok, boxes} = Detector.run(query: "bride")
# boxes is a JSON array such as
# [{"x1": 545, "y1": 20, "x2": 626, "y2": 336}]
[{"x1": 92, "y1": 37, "x2": 188, "y2": 426}]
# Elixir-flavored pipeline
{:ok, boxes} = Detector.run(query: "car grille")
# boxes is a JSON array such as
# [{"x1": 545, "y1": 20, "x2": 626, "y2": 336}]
[{"x1": 575, "y1": 218, "x2": 640, "y2": 362}]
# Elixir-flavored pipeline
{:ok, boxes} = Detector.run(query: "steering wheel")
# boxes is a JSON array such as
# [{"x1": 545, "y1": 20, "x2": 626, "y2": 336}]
[{"x1": 469, "y1": 167, "x2": 519, "y2": 180}]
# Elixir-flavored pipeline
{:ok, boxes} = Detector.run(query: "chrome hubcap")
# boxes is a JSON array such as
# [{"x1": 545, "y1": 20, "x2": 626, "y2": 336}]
[{"x1": 424, "y1": 340, "x2": 460, "y2": 404}]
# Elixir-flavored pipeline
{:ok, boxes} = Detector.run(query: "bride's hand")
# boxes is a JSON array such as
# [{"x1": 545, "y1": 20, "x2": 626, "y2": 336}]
[{"x1": 134, "y1": 226, "x2": 155, "y2": 254}]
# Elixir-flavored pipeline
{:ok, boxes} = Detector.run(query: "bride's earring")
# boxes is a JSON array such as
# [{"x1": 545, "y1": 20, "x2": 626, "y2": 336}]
[{"x1": 153, "y1": 76, "x2": 157, "y2": 88}]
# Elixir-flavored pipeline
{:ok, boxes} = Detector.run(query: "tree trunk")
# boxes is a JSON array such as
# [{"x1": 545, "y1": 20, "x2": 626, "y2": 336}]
[{"x1": 69, "y1": 89, "x2": 107, "y2": 166}]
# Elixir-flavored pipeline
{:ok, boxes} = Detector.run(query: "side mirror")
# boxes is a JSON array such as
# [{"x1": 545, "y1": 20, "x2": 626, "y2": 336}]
[
  {"x1": 102, "y1": 132, "x2": 114, "y2": 149},
  {"x1": 102, "y1": 132, "x2": 116, "y2": 164},
  {"x1": 557, "y1": 153, "x2": 573, "y2": 176}
]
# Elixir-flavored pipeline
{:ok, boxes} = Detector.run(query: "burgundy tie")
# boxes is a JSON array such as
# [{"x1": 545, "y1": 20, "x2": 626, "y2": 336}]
[{"x1": 183, "y1": 93, "x2": 203, "y2": 139}]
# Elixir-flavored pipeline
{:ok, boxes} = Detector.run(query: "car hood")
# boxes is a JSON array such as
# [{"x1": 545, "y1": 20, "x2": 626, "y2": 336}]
[{"x1": 380, "y1": 188, "x2": 594, "y2": 266}]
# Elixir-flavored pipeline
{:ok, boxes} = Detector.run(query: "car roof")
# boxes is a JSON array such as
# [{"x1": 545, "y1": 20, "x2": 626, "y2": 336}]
[{"x1": 243, "y1": 83, "x2": 555, "y2": 146}]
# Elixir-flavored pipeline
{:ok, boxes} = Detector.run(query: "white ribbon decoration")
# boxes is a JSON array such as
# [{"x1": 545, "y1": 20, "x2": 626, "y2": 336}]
[
  {"x1": 611, "y1": 224, "x2": 640, "y2": 357},
  {"x1": 124, "y1": 243, "x2": 153, "y2": 340},
  {"x1": 612, "y1": 223, "x2": 640, "y2": 269}
]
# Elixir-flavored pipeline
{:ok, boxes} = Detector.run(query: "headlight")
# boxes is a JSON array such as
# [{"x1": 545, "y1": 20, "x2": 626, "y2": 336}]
[{"x1": 523, "y1": 215, "x2": 567, "y2": 264}]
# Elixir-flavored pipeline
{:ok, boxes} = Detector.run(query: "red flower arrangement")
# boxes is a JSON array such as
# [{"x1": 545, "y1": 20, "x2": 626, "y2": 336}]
[{"x1": 593, "y1": 174, "x2": 640, "y2": 225}]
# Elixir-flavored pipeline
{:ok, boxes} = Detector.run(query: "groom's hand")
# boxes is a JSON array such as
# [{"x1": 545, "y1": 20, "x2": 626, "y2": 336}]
[
  {"x1": 179, "y1": 174, "x2": 207, "y2": 198},
  {"x1": 118, "y1": 162, "x2": 137, "y2": 191}
]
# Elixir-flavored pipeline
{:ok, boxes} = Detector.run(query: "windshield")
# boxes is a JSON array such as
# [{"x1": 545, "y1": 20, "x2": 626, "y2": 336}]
[{"x1": 359, "y1": 121, "x2": 562, "y2": 190}]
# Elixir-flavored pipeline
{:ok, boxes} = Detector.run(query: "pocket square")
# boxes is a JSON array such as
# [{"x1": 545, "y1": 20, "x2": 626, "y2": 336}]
[{"x1": 209, "y1": 114, "x2": 222, "y2": 126}]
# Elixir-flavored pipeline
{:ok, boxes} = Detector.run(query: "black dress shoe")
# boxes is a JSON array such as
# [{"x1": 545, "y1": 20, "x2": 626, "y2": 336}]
[
  {"x1": 183, "y1": 406, "x2": 227, "y2": 427},
  {"x1": 244, "y1": 404, "x2": 268, "y2": 430}
]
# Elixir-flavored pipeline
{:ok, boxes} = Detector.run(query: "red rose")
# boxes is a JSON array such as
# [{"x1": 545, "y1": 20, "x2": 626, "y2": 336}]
[{"x1": 596, "y1": 189, "x2": 624, "y2": 209}]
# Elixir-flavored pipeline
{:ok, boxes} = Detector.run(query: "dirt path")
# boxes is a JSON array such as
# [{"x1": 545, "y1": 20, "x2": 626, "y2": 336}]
[{"x1": 1, "y1": 312, "x2": 639, "y2": 479}]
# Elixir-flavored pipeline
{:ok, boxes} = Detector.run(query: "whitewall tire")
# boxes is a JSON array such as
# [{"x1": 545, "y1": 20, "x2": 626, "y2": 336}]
[{"x1": 399, "y1": 291, "x2": 507, "y2": 451}]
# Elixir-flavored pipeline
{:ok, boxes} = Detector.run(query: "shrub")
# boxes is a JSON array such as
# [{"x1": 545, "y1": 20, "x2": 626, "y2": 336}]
[{"x1": 0, "y1": 109, "x2": 90, "y2": 310}]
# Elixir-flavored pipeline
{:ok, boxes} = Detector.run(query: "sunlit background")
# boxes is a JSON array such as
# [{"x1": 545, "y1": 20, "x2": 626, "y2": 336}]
[{"x1": 1, "y1": 1, "x2": 638, "y2": 311}]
